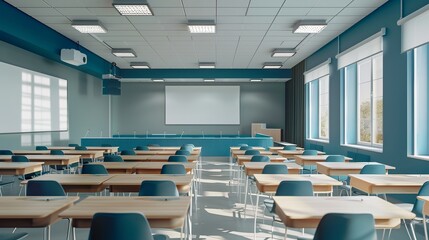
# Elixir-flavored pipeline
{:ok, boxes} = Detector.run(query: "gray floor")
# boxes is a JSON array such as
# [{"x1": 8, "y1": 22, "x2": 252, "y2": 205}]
[{"x1": 0, "y1": 157, "x2": 426, "y2": 239}]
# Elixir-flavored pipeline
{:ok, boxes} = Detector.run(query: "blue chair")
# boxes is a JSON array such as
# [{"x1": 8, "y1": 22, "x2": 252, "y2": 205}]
[
  {"x1": 360, "y1": 164, "x2": 386, "y2": 174},
  {"x1": 244, "y1": 150, "x2": 260, "y2": 156},
  {"x1": 250, "y1": 155, "x2": 270, "y2": 162},
  {"x1": 238, "y1": 144, "x2": 248, "y2": 147},
  {"x1": 180, "y1": 146, "x2": 193, "y2": 151},
  {"x1": 240, "y1": 146, "x2": 253, "y2": 150},
  {"x1": 35, "y1": 146, "x2": 48, "y2": 150},
  {"x1": 313, "y1": 213, "x2": 376, "y2": 240},
  {"x1": 0, "y1": 233, "x2": 28, "y2": 240},
  {"x1": 11, "y1": 156, "x2": 29, "y2": 162},
  {"x1": 50, "y1": 150, "x2": 64, "y2": 155},
  {"x1": 148, "y1": 144, "x2": 160, "y2": 147},
  {"x1": 75, "y1": 146, "x2": 87, "y2": 150},
  {"x1": 0, "y1": 150, "x2": 13, "y2": 155},
  {"x1": 262, "y1": 164, "x2": 288, "y2": 174},
  {"x1": 81, "y1": 164, "x2": 109, "y2": 174},
  {"x1": 135, "y1": 146, "x2": 149, "y2": 150},
  {"x1": 49, "y1": 150, "x2": 73, "y2": 173},
  {"x1": 68, "y1": 144, "x2": 79, "y2": 147},
  {"x1": 161, "y1": 164, "x2": 187, "y2": 175},
  {"x1": 326, "y1": 155, "x2": 345, "y2": 162},
  {"x1": 283, "y1": 145, "x2": 296, "y2": 150},
  {"x1": 104, "y1": 155, "x2": 124, "y2": 162},
  {"x1": 168, "y1": 155, "x2": 188, "y2": 162},
  {"x1": 11, "y1": 155, "x2": 42, "y2": 180},
  {"x1": 88, "y1": 212, "x2": 169, "y2": 240},
  {"x1": 121, "y1": 150, "x2": 136, "y2": 155},
  {"x1": 175, "y1": 150, "x2": 190, "y2": 156},
  {"x1": 302, "y1": 150, "x2": 318, "y2": 155},
  {"x1": 183, "y1": 144, "x2": 195, "y2": 148},
  {"x1": 138, "y1": 180, "x2": 179, "y2": 197},
  {"x1": 26, "y1": 180, "x2": 66, "y2": 196}
]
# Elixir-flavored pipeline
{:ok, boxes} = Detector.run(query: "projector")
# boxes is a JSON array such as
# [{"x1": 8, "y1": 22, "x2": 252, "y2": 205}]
[{"x1": 60, "y1": 49, "x2": 87, "y2": 66}]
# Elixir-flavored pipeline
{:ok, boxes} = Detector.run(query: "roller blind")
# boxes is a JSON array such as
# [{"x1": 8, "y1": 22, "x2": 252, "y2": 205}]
[
  {"x1": 304, "y1": 58, "x2": 331, "y2": 84},
  {"x1": 398, "y1": 5, "x2": 429, "y2": 52}
]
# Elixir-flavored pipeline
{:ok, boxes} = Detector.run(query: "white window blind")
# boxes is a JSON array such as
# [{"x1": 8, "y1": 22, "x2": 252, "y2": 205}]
[
  {"x1": 398, "y1": 5, "x2": 429, "y2": 52},
  {"x1": 304, "y1": 58, "x2": 331, "y2": 84},
  {"x1": 336, "y1": 28, "x2": 385, "y2": 69}
]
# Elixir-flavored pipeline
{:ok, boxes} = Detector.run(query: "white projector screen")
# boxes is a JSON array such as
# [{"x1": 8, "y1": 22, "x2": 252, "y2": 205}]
[
  {"x1": 165, "y1": 86, "x2": 240, "y2": 125},
  {"x1": 0, "y1": 61, "x2": 68, "y2": 134}
]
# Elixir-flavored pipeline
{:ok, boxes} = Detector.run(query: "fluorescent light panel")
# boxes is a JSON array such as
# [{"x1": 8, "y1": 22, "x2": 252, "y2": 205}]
[
  {"x1": 130, "y1": 62, "x2": 150, "y2": 69},
  {"x1": 152, "y1": 79, "x2": 164, "y2": 82},
  {"x1": 263, "y1": 62, "x2": 283, "y2": 69},
  {"x1": 203, "y1": 79, "x2": 215, "y2": 82},
  {"x1": 293, "y1": 20, "x2": 327, "y2": 34},
  {"x1": 250, "y1": 79, "x2": 262, "y2": 82},
  {"x1": 199, "y1": 62, "x2": 216, "y2": 69},
  {"x1": 188, "y1": 20, "x2": 216, "y2": 33},
  {"x1": 272, "y1": 49, "x2": 296, "y2": 57},
  {"x1": 112, "y1": 48, "x2": 137, "y2": 58},
  {"x1": 112, "y1": 2, "x2": 153, "y2": 15},
  {"x1": 71, "y1": 20, "x2": 107, "y2": 33}
]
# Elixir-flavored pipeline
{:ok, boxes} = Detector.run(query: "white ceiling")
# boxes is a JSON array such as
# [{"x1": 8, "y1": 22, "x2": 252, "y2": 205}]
[{"x1": 6, "y1": 0, "x2": 388, "y2": 69}]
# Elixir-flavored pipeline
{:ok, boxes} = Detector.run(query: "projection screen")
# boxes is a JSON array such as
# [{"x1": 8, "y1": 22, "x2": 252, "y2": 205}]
[{"x1": 165, "y1": 86, "x2": 240, "y2": 125}]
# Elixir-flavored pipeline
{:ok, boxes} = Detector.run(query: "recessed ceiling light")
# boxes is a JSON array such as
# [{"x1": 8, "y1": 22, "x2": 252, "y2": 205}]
[
  {"x1": 188, "y1": 20, "x2": 216, "y2": 33},
  {"x1": 112, "y1": 1, "x2": 153, "y2": 16},
  {"x1": 112, "y1": 48, "x2": 137, "y2": 58},
  {"x1": 130, "y1": 62, "x2": 150, "y2": 69},
  {"x1": 250, "y1": 79, "x2": 262, "y2": 82},
  {"x1": 293, "y1": 20, "x2": 327, "y2": 34},
  {"x1": 263, "y1": 62, "x2": 283, "y2": 69},
  {"x1": 152, "y1": 79, "x2": 164, "y2": 82},
  {"x1": 199, "y1": 62, "x2": 216, "y2": 69},
  {"x1": 272, "y1": 49, "x2": 296, "y2": 57},
  {"x1": 204, "y1": 79, "x2": 215, "y2": 82},
  {"x1": 71, "y1": 20, "x2": 107, "y2": 33}
]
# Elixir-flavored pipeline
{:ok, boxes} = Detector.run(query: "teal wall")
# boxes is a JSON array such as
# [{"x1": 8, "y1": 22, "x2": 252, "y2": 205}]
[
  {"x1": 0, "y1": 40, "x2": 109, "y2": 149},
  {"x1": 301, "y1": 0, "x2": 429, "y2": 202},
  {"x1": 403, "y1": 0, "x2": 428, "y2": 17},
  {"x1": 111, "y1": 82, "x2": 286, "y2": 136}
]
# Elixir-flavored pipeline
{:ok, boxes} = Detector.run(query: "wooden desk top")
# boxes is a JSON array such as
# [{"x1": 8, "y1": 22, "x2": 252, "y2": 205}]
[
  {"x1": 0, "y1": 162, "x2": 44, "y2": 175},
  {"x1": 277, "y1": 150, "x2": 325, "y2": 158},
  {"x1": 273, "y1": 196, "x2": 415, "y2": 229},
  {"x1": 417, "y1": 196, "x2": 429, "y2": 215},
  {"x1": 0, "y1": 196, "x2": 79, "y2": 228},
  {"x1": 230, "y1": 147, "x2": 266, "y2": 151},
  {"x1": 0, "y1": 155, "x2": 80, "y2": 165},
  {"x1": 12, "y1": 150, "x2": 104, "y2": 159},
  {"x1": 59, "y1": 196, "x2": 190, "y2": 228},
  {"x1": 243, "y1": 162, "x2": 302, "y2": 175},
  {"x1": 269, "y1": 146, "x2": 304, "y2": 152},
  {"x1": 120, "y1": 155, "x2": 198, "y2": 162},
  {"x1": 294, "y1": 155, "x2": 352, "y2": 166},
  {"x1": 349, "y1": 174, "x2": 429, "y2": 194},
  {"x1": 147, "y1": 146, "x2": 201, "y2": 151},
  {"x1": 134, "y1": 150, "x2": 200, "y2": 156},
  {"x1": 254, "y1": 174, "x2": 342, "y2": 193},
  {"x1": 48, "y1": 146, "x2": 119, "y2": 153},
  {"x1": 316, "y1": 162, "x2": 395, "y2": 176},
  {"x1": 235, "y1": 155, "x2": 287, "y2": 165},
  {"x1": 104, "y1": 174, "x2": 193, "y2": 193},
  {"x1": 134, "y1": 162, "x2": 196, "y2": 174}
]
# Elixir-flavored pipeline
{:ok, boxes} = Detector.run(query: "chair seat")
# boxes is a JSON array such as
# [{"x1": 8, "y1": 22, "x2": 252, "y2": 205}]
[
  {"x1": 152, "y1": 234, "x2": 169, "y2": 240},
  {"x1": 0, "y1": 232, "x2": 28, "y2": 240}
]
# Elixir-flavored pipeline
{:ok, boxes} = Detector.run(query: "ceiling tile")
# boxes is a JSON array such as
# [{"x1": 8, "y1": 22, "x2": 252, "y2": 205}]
[
  {"x1": 20, "y1": 7, "x2": 62, "y2": 16},
  {"x1": 5, "y1": 0, "x2": 49, "y2": 7},
  {"x1": 348, "y1": 0, "x2": 387, "y2": 8},
  {"x1": 86, "y1": 8, "x2": 120, "y2": 16},
  {"x1": 217, "y1": 8, "x2": 247, "y2": 16},
  {"x1": 278, "y1": 8, "x2": 310, "y2": 16},
  {"x1": 338, "y1": 7, "x2": 376, "y2": 16},
  {"x1": 217, "y1": 0, "x2": 250, "y2": 7},
  {"x1": 246, "y1": 8, "x2": 280, "y2": 16},
  {"x1": 315, "y1": 0, "x2": 353, "y2": 7},
  {"x1": 182, "y1": 0, "x2": 216, "y2": 8},
  {"x1": 56, "y1": 8, "x2": 93, "y2": 16},
  {"x1": 249, "y1": 0, "x2": 285, "y2": 7},
  {"x1": 148, "y1": 0, "x2": 183, "y2": 8},
  {"x1": 307, "y1": 8, "x2": 343, "y2": 16},
  {"x1": 185, "y1": 8, "x2": 216, "y2": 16},
  {"x1": 152, "y1": 8, "x2": 185, "y2": 16}
]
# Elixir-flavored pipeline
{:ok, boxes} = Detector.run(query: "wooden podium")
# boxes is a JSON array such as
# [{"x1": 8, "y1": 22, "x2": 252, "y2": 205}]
[{"x1": 251, "y1": 123, "x2": 282, "y2": 142}]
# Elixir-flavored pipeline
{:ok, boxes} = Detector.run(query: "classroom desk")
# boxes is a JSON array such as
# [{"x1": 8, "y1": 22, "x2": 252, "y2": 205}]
[
  {"x1": 104, "y1": 174, "x2": 193, "y2": 194},
  {"x1": 12, "y1": 150, "x2": 104, "y2": 159},
  {"x1": 88, "y1": 162, "x2": 138, "y2": 174},
  {"x1": 134, "y1": 162, "x2": 196, "y2": 174},
  {"x1": 231, "y1": 150, "x2": 273, "y2": 159},
  {"x1": 48, "y1": 146, "x2": 119, "y2": 154},
  {"x1": 273, "y1": 196, "x2": 415, "y2": 229},
  {"x1": 268, "y1": 146, "x2": 304, "y2": 153},
  {"x1": 0, "y1": 155, "x2": 80, "y2": 166},
  {"x1": 120, "y1": 155, "x2": 198, "y2": 162},
  {"x1": 0, "y1": 162, "x2": 44, "y2": 175},
  {"x1": 230, "y1": 147, "x2": 266, "y2": 152},
  {"x1": 277, "y1": 150, "x2": 325, "y2": 159},
  {"x1": 59, "y1": 196, "x2": 191, "y2": 239},
  {"x1": 22, "y1": 174, "x2": 112, "y2": 193},
  {"x1": 0, "y1": 196, "x2": 79, "y2": 240},
  {"x1": 417, "y1": 196, "x2": 429, "y2": 240},
  {"x1": 316, "y1": 162, "x2": 395, "y2": 176},
  {"x1": 147, "y1": 146, "x2": 202, "y2": 151},
  {"x1": 294, "y1": 155, "x2": 352, "y2": 166},
  {"x1": 235, "y1": 155, "x2": 287, "y2": 165},
  {"x1": 134, "y1": 150, "x2": 200, "y2": 156},
  {"x1": 243, "y1": 162, "x2": 302, "y2": 176},
  {"x1": 349, "y1": 174, "x2": 429, "y2": 194}
]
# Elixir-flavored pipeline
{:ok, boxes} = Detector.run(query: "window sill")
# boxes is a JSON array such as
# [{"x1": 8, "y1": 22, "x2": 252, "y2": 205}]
[
  {"x1": 341, "y1": 144, "x2": 383, "y2": 153},
  {"x1": 306, "y1": 138, "x2": 329, "y2": 144},
  {"x1": 408, "y1": 155, "x2": 429, "y2": 161}
]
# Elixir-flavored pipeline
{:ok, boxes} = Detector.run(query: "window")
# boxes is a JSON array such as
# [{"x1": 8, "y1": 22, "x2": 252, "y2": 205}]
[{"x1": 319, "y1": 76, "x2": 329, "y2": 139}]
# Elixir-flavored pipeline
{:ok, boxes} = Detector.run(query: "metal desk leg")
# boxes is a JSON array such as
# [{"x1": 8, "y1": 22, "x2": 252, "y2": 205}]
[{"x1": 253, "y1": 192, "x2": 260, "y2": 240}]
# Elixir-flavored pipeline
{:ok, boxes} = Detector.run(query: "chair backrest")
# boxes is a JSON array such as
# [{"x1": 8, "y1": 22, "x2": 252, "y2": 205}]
[
  {"x1": 75, "y1": 146, "x2": 87, "y2": 150},
  {"x1": 121, "y1": 150, "x2": 136, "y2": 155},
  {"x1": 50, "y1": 150, "x2": 64, "y2": 155},
  {"x1": 183, "y1": 144, "x2": 195, "y2": 148},
  {"x1": 325, "y1": 155, "x2": 345, "y2": 162},
  {"x1": 138, "y1": 180, "x2": 179, "y2": 197},
  {"x1": 168, "y1": 155, "x2": 188, "y2": 162},
  {"x1": 283, "y1": 145, "x2": 296, "y2": 150},
  {"x1": 180, "y1": 146, "x2": 193, "y2": 151},
  {"x1": 175, "y1": 150, "x2": 190, "y2": 156},
  {"x1": 262, "y1": 164, "x2": 288, "y2": 174},
  {"x1": 302, "y1": 150, "x2": 318, "y2": 156},
  {"x1": 360, "y1": 164, "x2": 385, "y2": 174},
  {"x1": 68, "y1": 144, "x2": 79, "y2": 147},
  {"x1": 36, "y1": 146, "x2": 48, "y2": 150},
  {"x1": 240, "y1": 146, "x2": 252, "y2": 150},
  {"x1": 411, "y1": 181, "x2": 429, "y2": 217},
  {"x1": 275, "y1": 180, "x2": 314, "y2": 196},
  {"x1": 313, "y1": 213, "x2": 377, "y2": 240},
  {"x1": 238, "y1": 144, "x2": 248, "y2": 147},
  {"x1": 244, "y1": 150, "x2": 260, "y2": 156},
  {"x1": 88, "y1": 212, "x2": 155, "y2": 240},
  {"x1": 26, "y1": 180, "x2": 66, "y2": 196},
  {"x1": 11, "y1": 155, "x2": 29, "y2": 162},
  {"x1": 161, "y1": 164, "x2": 187, "y2": 175},
  {"x1": 250, "y1": 155, "x2": 270, "y2": 162},
  {"x1": 0, "y1": 150, "x2": 13, "y2": 155},
  {"x1": 135, "y1": 146, "x2": 149, "y2": 150},
  {"x1": 104, "y1": 155, "x2": 124, "y2": 162},
  {"x1": 147, "y1": 144, "x2": 160, "y2": 147},
  {"x1": 81, "y1": 164, "x2": 109, "y2": 174}
]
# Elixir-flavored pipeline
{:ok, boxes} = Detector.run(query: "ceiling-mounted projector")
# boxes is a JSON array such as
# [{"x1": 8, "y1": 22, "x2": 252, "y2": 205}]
[{"x1": 60, "y1": 49, "x2": 87, "y2": 66}]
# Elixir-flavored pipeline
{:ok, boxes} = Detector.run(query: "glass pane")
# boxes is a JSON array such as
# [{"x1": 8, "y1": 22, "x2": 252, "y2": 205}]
[
  {"x1": 358, "y1": 59, "x2": 372, "y2": 143},
  {"x1": 319, "y1": 76, "x2": 329, "y2": 139}
]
